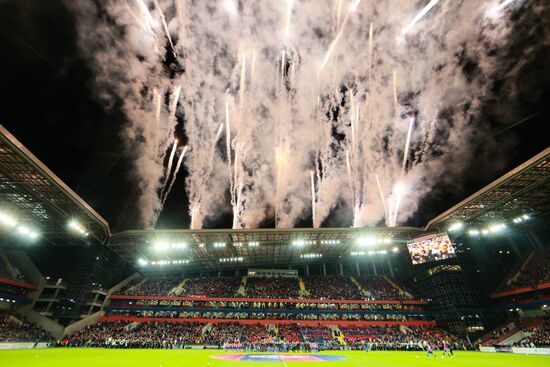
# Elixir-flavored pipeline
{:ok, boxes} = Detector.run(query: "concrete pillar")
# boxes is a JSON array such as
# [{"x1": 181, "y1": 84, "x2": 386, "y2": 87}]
[
  {"x1": 372, "y1": 262, "x2": 377, "y2": 276},
  {"x1": 322, "y1": 264, "x2": 327, "y2": 276},
  {"x1": 306, "y1": 265, "x2": 310, "y2": 276},
  {"x1": 355, "y1": 262, "x2": 360, "y2": 277},
  {"x1": 339, "y1": 263, "x2": 344, "y2": 276}
]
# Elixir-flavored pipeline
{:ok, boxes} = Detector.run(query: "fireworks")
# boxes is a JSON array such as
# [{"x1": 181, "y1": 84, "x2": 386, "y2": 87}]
[
  {"x1": 402, "y1": 0, "x2": 441, "y2": 34},
  {"x1": 402, "y1": 117, "x2": 414, "y2": 172},
  {"x1": 162, "y1": 146, "x2": 187, "y2": 204},
  {"x1": 310, "y1": 170, "x2": 317, "y2": 228},
  {"x1": 74, "y1": 0, "x2": 518, "y2": 229},
  {"x1": 320, "y1": 0, "x2": 363, "y2": 69}
]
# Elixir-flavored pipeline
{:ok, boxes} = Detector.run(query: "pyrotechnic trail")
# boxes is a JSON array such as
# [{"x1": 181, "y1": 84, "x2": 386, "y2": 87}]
[
  {"x1": 170, "y1": 86, "x2": 181, "y2": 118},
  {"x1": 162, "y1": 139, "x2": 178, "y2": 188},
  {"x1": 154, "y1": 0, "x2": 176, "y2": 55},
  {"x1": 284, "y1": 0, "x2": 294, "y2": 38},
  {"x1": 345, "y1": 150, "x2": 355, "y2": 217},
  {"x1": 132, "y1": 0, "x2": 156, "y2": 35},
  {"x1": 402, "y1": 117, "x2": 414, "y2": 172},
  {"x1": 190, "y1": 203, "x2": 201, "y2": 230},
  {"x1": 492, "y1": 0, "x2": 518, "y2": 13},
  {"x1": 225, "y1": 101, "x2": 234, "y2": 209},
  {"x1": 154, "y1": 90, "x2": 162, "y2": 122},
  {"x1": 275, "y1": 146, "x2": 283, "y2": 228},
  {"x1": 392, "y1": 183, "x2": 404, "y2": 226},
  {"x1": 310, "y1": 170, "x2": 317, "y2": 228},
  {"x1": 162, "y1": 146, "x2": 187, "y2": 205},
  {"x1": 321, "y1": 0, "x2": 363, "y2": 69},
  {"x1": 402, "y1": 0, "x2": 441, "y2": 34},
  {"x1": 335, "y1": 0, "x2": 343, "y2": 34}
]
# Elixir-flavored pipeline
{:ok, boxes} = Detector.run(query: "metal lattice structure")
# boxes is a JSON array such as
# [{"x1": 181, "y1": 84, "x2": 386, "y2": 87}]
[
  {"x1": 0, "y1": 124, "x2": 110, "y2": 245},
  {"x1": 109, "y1": 227, "x2": 425, "y2": 271},
  {"x1": 426, "y1": 147, "x2": 550, "y2": 230}
]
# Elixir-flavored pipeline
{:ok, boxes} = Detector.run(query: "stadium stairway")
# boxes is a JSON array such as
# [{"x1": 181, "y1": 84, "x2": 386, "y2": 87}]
[
  {"x1": 237, "y1": 275, "x2": 247, "y2": 295},
  {"x1": 383, "y1": 276, "x2": 413, "y2": 298},
  {"x1": 202, "y1": 323, "x2": 214, "y2": 336},
  {"x1": 500, "y1": 328, "x2": 531, "y2": 346},
  {"x1": 350, "y1": 276, "x2": 369, "y2": 297},
  {"x1": 500, "y1": 251, "x2": 535, "y2": 290},
  {"x1": 298, "y1": 277, "x2": 309, "y2": 298},
  {"x1": 169, "y1": 278, "x2": 186, "y2": 296}
]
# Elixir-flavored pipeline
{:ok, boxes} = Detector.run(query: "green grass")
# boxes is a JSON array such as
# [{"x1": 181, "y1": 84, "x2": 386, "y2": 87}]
[{"x1": 0, "y1": 349, "x2": 549, "y2": 367}]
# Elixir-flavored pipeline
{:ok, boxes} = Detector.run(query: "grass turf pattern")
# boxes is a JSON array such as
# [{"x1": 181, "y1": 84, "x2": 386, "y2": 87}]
[{"x1": 0, "y1": 349, "x2": 548, "y2": 367}]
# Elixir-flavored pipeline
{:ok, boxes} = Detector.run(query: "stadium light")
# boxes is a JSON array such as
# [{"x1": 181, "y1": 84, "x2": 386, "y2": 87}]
[
  {"x1": 153, "y1": 242, "x2": 169, "y2": 252},
  {"x1": 392, "y1": 247, "x2": 399, "y2": 253},
  {"x1": 488, "y1": 223, "x2": 506, "y2": 234},
  {"x1": 300, "y1": 253, "x2": 322, "y2": 259},
  {"x1": 357, "y1": 237, "x2": 377, "y2": 247},
  {"x1": 0, "y1": 213, "x2": 16, "y2": 227},
  {"x1": 513, "y1": 213, "x2": 531, "y2": 223},
  {"x1": 248, "y1": 241, "x2": 259, "y2": 247},
  {"x1": 213, "y1": 242, "x2": 226, "y2": 248},
  {"x1": 292, "y1": 240, "x2": 305, "y2": 246},
  {"x1": 220, "y1": 257, "x2": 243, "y2": 262},
  {"x1": 67, "y1": 220, "x2": 89, "y2": 237},
  {"x1": 137, "y1": 258, "x2": 148, "y2": 266},
  {"x1": 448, "y1": 222, "x2": 464, "y2": 232},
  {"x1": 351, "y1": 251, "x2": 365, "y2": 256}
]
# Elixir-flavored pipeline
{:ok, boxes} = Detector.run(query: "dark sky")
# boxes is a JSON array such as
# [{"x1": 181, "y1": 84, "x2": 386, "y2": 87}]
[{"x1": 0, "y1": 0, "x2": 548, "y2": 232}]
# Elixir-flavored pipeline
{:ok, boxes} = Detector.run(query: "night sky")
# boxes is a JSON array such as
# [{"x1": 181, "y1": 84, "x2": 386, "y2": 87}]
[{"x1": 0, "y1": 0, "x2": 548, "y2": 232}]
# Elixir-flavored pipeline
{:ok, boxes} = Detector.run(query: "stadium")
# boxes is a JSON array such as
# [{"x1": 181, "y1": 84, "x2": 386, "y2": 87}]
[{"x1": 1, "y1": 1, "x2": 549, "y2": 367}]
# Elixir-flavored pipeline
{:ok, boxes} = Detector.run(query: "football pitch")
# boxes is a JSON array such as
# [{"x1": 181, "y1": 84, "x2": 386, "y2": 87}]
[{"x1": 0, "y1": 349, "x2": 549, "y2": 367}]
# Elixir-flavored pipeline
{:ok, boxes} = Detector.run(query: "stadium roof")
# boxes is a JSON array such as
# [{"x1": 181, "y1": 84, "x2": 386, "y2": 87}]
[
  {"x1": 0, "y1": 124, "x2": 110, "y2": 245},
  {"x1": 109, "y1": 227, "x2": 425, "y2": 271},
  {"x1": 426, "y1": 147, "x2": 550, "y2": 230}
]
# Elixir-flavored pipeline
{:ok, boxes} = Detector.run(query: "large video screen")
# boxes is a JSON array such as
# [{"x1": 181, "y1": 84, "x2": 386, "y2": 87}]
[{"x1": 407, "y1": 233, "x2": 456, "y2": 265}]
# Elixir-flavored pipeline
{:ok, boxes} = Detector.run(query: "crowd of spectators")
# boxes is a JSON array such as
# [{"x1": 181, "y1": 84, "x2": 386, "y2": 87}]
[
  {"x1": 182, "y1": 277, "x2": 241, "y2": 297},
  {"x1": 62, "y1": 320, "x2": 471, "y2": 351},
  {"x1": 277, "y1": 323, "x2": 303, "y2": 343},
  {"x1": 245, "y1": 277, "x2": 301, "y2": 299},
  {"x1": 345, "y1": 326, "x2": 468, "y2": 351},
  {"x1": 116, "y1": 274, "x2": 418, "y2": 302},
  {"x1": 65, "y1": 321, "x2": 203, "y2": 348},
  {"x1": 0, "y1": 311, "x2": 53, "y2": 342},
  {"x1": 507, "y1": 250, "x2": 550, "y2": 290},
  {"x1": 203, "y1": 323, "x2": 269, "y2": 345},
  {"x1": 515, "y1": 319, "x2": 550, "y2": 348},
  {"x1": 122, "y1": 276, "x2": 182, "y2": 296},
  {"x1": 303, "y1": 276, "x2": 362, "y2": 300},
  {"x1": 360, "y1": 276, "x2": 409, "y2": 300}
]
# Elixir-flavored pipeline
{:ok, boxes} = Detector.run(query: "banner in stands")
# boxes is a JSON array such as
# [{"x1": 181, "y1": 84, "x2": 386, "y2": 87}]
[
  {"x1": 109, "y1": 295, "x2": 428, "y2": 305},
  {"x1": 407, "y1": 233, "x2": 456, "y2": 265},
  {"x1": 98, "y1": 316, "x2": 436, "y2": 327},
  {"x1": 0, "y1": 342, "x2": 50, "y2": 350},
  {"x1": 480, "y1": 346, "x2": 550, "y2": 356}
]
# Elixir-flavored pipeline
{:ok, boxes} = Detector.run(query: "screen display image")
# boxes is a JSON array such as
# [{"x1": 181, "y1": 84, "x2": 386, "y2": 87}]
[{"x1": 407, "y1": 233, "x2": 456, "y2": 265}]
